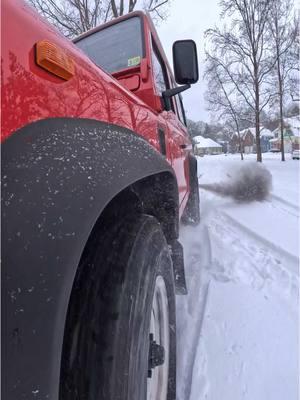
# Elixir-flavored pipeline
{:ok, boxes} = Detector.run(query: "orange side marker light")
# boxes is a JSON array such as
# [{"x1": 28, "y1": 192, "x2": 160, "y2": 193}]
[{"x1": 36, "y1": 40, "x2": 75, "y2": 80}]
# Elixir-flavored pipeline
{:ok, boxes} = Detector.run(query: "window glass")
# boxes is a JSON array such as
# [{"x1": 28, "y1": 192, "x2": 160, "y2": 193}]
[
  {"x1": 178, "y1": 94, "x2": 187, "y2": 125},
  {"x1": 151, "y1": 41, "x2": 168, "y2": 96},
  {"x1": 75, "y1": 17, "x2": 143, "y2": 73},
  {"x1": 170, "y1": 76, "x2": 186, "y2": 125}
]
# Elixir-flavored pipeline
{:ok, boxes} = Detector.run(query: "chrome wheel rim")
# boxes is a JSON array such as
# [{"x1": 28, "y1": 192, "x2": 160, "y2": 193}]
[{"x1": 147, "y1": 275, "x2": 170, "y2": 400}]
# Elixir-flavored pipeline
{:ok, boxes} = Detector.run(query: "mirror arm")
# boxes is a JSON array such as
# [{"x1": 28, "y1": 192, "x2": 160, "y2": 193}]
[
  {"x1": 162, "y1": 84, "x2": 191, "y2": 111},
  {"x1": 163, "y1": 84, "x2": 191, "y2": 98}
]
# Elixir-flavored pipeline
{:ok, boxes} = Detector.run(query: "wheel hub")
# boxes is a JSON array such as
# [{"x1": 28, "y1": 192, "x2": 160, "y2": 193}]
[
  {"x1": 147, "y1": 276, "x2": 170, "y2": 400},
  {"x1": 148, "y1": 333, "x2": 165, "y2": 377}
]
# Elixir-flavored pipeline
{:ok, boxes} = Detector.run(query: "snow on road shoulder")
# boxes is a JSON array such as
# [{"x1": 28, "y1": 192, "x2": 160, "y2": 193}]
[
  {"x1": 195, "y1": 280, "x2": 298, "y2": 400},
  {"x1": 177, "y1": 153, "x2": 299, "y2": 400}
]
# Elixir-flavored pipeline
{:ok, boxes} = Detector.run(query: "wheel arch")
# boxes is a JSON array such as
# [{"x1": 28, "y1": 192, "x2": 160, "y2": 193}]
[{"x1": 2, "y1": 117, "x2": 179, "y2": 400}]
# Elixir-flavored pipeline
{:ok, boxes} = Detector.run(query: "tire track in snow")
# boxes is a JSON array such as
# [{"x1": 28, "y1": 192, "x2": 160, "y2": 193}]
[
  {"x1": 179, "y1": 183, "x2": 298, "y2": 399},
  {"x1": 185, "y1": 155, "x2": 300, "y2": 399},
  {"x1": 218, "y1": 209, "x2": 299, "y2": 275},
  {"x1": 187, "y1": 281, "x2": 211, "y2": 400},
  {"x1": 268, "y1": 194, "x2": 299, "y2": 218},
  {"x1": 207, "y1": 210, "x2": 299, "y2": 302},
  {"x1": 181, "y1": 205, "x2": 298, "y2": 399},
  {"x1": 177, "y1": 225, "x2": 212, "y2": 400},
  {"x1": 184, "y1": 282, "x2": 210, "y2": 400}
]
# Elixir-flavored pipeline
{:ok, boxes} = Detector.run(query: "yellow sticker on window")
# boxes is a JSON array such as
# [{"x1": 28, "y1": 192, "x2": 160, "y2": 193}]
[{"x1": 128, "y1": 56, "x2": 141, "y2": 67}]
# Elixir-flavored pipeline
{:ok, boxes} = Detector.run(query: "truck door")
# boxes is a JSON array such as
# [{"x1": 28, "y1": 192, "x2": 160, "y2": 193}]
[
  {"x1": 151, "y1": 40, "x2": 189, "y2": 205},
  {"x1": 161, "y1": 107, "x2": 189, "y2": 206}
]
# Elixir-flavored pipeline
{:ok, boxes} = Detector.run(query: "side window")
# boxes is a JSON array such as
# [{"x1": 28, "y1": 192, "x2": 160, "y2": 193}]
[
  {"x1": 168, "y1": 76, "x2": 185, "y2": 124},
  {"x1": 173, "y1": 95, "x2": 183, "y2": 125},
  {"x1": 151, "y1": 39, "x2": 168, "y2": 96},
  {"x1": 178, "y1": 95, "x2": 187, "y2": 126}
]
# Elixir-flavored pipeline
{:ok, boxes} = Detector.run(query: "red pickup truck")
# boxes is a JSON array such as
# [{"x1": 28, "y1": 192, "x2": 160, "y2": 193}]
[{"x1": 1, "y1": 1, "x2": 200, "y2": 399}]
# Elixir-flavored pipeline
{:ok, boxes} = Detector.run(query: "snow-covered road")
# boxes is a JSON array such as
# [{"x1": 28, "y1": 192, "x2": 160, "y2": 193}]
[{"x1": 177, "y1": 153, "x2": 299, "y2": 400}]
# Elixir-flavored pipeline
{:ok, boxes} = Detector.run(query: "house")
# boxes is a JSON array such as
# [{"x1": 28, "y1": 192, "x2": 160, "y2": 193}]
[
  {"x1": 270, "y1": 116, "x2": 300, "y2": 152},
  {"x1": 242, "y1": 128, "x2": 255, "y2": 153},
  {"x1": 260, "y1": 128, "x2": 274, "y2": 152},
  {"x1": 269, "y1": 137, "x2": 293, "y2": 152},
  {"x1": 271, "y1": 116, "x2": 300, "y2": 139},
  {"x1": 272, "y1": 126, "x2": 293, "y2": 139},
  {"x1": 229, "y1": 133, "x2": 242, "y2": 153},
  {"x1": 285, "y1": 116, "x2": 300, "y2": 137},
  {"x1": 193, "y1": 136, "x2": 222, "y2": 156},
  {"x1": 230, "y1": 126, "x2": 274, "y2": 153},
  {"x1": 230, "y1": 128, "x2": 255, "y2": 153},
  {"x1": 218, "y1": 140, "x2": 230, "y2": 153}
]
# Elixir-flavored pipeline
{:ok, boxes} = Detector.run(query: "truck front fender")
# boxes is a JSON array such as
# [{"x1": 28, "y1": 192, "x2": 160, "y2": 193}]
[{"x1": 1, "y1": 118, "x2": 179, "y2": 400}]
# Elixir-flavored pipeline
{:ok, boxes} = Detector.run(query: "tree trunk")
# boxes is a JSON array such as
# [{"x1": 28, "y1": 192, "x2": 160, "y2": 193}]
[
  {"x1": 119, "y1": 0, "x2": 124, "y2": 16},
  {"x1": 254, "y1": 72, "x2": 262, "y2": 162},
  {"x1": 279, "y1": 87, "x2": 285, "y2": 162},
  {"x1": 255, "y1": 104, "x2": 262, "y2": 162},
  {"x1": 110, "y1": 0, "x2": 119, "y2": 17},
  {"x1": 236, "y1": 126, "x2": 244, "y2": 161},
  {"x1": 277, "y1": 52, "x2": 285, "y2": 161},
  {"x1": 240, "y1": 143, "x2": 244, "y2": 160}
]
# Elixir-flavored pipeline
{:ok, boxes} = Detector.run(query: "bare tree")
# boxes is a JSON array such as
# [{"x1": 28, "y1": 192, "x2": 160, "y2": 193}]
[
  {"x1": 268, "y1": 0, "x2": 297, "y2": 161},
  {"x1": 206, "y1": 0, "x2": 275, "y2": 162},
  {"x1": 28, "y1": 0, "x2": 171, "y2": 38},
  {"x1": 287, "y1": 13, "x2": 300, "y2": 102},
  {"x1": 204, "y1": 52, "x2": 245, "y2": 160}
]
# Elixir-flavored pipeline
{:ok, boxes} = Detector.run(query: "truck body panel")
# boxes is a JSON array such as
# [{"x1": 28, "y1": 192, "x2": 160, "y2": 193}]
[
  {"x1": 2, "y1": 0, "x2": 191, "y2": 207},
  {"x1": 1, "y1": 1, "x2": 196, "y2": 398}
]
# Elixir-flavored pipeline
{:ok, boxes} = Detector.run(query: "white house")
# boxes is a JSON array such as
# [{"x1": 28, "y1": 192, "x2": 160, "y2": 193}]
[
  {"x1": 193, "y1": 136, "x2": 222, "y2": 156},
  {"x1": 270, "y1": 116, "x2": 300, "y2": 152},
  {"x1": 272, "y1": 116, "x2": 300, "y2": 138},
  {"x1": 285, "y1": 116, "x2": 300, "y2": 137}
]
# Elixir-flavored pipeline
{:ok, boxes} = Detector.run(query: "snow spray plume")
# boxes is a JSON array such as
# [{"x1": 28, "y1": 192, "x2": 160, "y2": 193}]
[{"x1": 199, "y1": 162, "x2": 272, "y2": 202}]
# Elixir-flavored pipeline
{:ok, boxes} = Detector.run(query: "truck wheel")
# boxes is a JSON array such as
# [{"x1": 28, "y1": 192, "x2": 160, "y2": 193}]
[
  {"x1": 181, "y1": 156, "x2": 200, "y2": 225},
  {"x1": 60, "y1": 214, "x2": 176, "y2": 400}
]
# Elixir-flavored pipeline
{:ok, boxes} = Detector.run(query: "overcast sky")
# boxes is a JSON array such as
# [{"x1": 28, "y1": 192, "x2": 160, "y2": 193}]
[{"x1": 157, "y1": 0, "x2": 221, "y2": 123}]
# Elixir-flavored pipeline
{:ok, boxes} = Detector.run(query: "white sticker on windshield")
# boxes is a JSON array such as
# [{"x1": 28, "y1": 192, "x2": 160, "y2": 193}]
[{"x1": 128, "y1": 56, "x2": 141, "y2": 67}]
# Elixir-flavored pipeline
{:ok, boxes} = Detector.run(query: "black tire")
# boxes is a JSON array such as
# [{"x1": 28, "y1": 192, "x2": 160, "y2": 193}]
[
  {"x1": 60, "y1": 214, "x2": 176, "y2": 400},
  {"x1": 181, "y1": 155, "x2": 200, "y2": 225}
]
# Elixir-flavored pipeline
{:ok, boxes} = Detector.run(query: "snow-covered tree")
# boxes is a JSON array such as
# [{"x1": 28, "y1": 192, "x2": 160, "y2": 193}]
[
  {"x1": 205, "y1": 0, "x2": 276, "y2": 162},
  {"x1": 204, "y1": 52, "x2": 245, "y2": 160},
  {"x1": 268, "y1": 0, "x2": 298, "y2": 161}
]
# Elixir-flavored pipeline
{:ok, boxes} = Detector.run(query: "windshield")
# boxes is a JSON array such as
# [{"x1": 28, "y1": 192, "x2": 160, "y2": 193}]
[{"x1": 75, "y1": 16, "x2": 144, "y2": 73}]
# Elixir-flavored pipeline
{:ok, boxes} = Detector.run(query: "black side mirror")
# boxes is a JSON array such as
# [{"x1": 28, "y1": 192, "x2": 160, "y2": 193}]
[
  {"x1": 162, "y1": 40, "x2": 198, "y2": 111},
  {"x1": 173, "y1": 40, "x2": 199, "y2": 85}
]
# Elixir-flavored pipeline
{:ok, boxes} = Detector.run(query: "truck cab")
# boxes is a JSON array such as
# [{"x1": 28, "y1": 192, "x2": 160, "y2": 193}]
[{"x1": 74, "y1": 12, "x2": 197, "y2": 206}]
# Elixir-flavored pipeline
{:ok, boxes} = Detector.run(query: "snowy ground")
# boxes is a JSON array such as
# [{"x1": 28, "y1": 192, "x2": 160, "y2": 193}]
[{"x1": 177, "y1": 153, "x2": 299, "y2": 400}]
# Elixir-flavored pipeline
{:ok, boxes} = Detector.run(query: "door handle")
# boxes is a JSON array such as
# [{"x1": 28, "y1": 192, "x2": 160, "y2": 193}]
[{"x1": 180, "y1": 144, "x2": 187, "y2": 149}]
